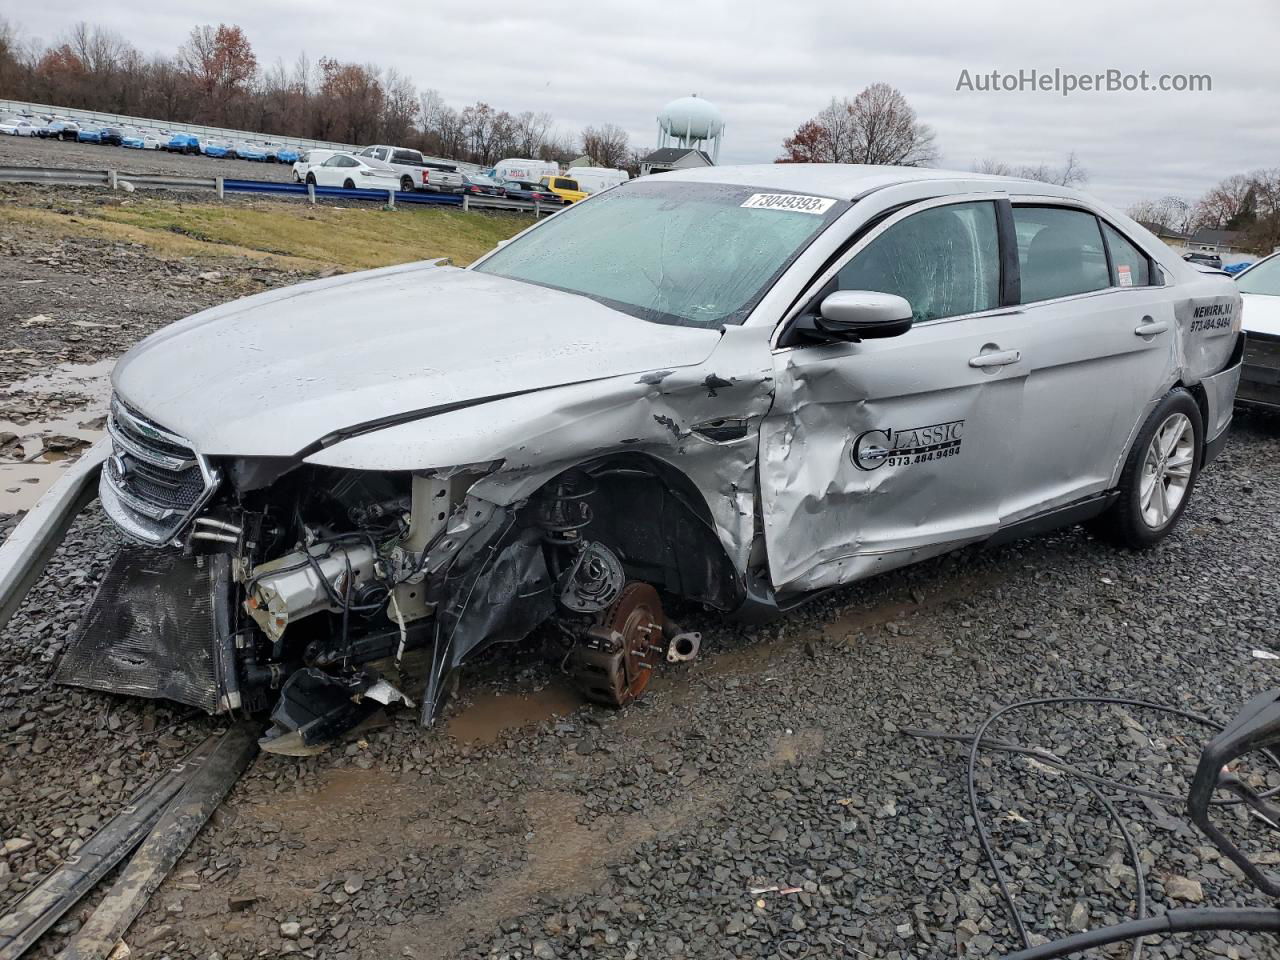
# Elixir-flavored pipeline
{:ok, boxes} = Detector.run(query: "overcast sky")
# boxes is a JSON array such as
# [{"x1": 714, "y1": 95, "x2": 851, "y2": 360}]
[{"x1": 13, "y1": 0, "x2": 1279, "y2": 208}]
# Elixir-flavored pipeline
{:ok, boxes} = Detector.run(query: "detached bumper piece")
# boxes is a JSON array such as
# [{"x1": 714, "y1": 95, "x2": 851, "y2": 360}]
[
  {"x1": 54, "y1": 546, "x2": 239, "y2": 714},
  {"x1": 258, "y1": 667, "x2": 412, "y2": 757}
]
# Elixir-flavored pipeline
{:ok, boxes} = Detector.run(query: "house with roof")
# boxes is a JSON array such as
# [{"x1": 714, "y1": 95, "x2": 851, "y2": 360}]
[
  {"x1": 638, "y1": 147, "x2": 713, "y2": 177},
  {"x1": 1185, "y1": 228, "x2": 1246, "y2": 256},
  {"x1": 1137, "y1": 221, "x2": 1190, "y2": 249}
]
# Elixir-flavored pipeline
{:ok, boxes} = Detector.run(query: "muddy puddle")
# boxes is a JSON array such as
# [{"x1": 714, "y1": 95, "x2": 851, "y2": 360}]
[
  {"x1": 448, "y1": 680, "x2": 586, "y2": 744},
  {"x1": 1, "y1": 359, "x2": 113, "y2": 513}
]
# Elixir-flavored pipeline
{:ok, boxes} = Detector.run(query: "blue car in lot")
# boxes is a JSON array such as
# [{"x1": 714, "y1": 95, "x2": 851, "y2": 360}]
[
  {"x1": 202, "y1": 141, "x2": 234, "y2": 159},
  {"x1": 76, "y1": 127, "x2": 103, "y2": 144},
  {"x1": 166, "y1": 133, "x2": 200, "y2": 154},
  {"x1": 121, "y1": 133, "x2": 146, "y2": 149},
  {"x1": 275, "y1": 147, "x2": 299, "y2": 164},
  {"x1": 235, "y1": 142, "x2": 268, "y2": 162}
]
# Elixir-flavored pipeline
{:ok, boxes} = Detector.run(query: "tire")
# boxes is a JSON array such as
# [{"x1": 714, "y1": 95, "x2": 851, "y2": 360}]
[
  {"x1": 1090, "y1": 388, "x2": 1203, "y2": 549},
  {"x1": 305, "y1": 173, "x2": 316, "y2": 185},
  {"x1": 343, "y1": 178, "x2": 355, "y2": 190},
  {"x1": 400, "y1": 175, "x2": 414, "y2": 193}
]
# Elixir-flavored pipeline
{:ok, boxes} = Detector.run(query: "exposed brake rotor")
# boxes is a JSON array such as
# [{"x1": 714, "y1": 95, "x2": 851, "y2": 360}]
[{"x1": 566, "y1": 581, "x2": 664, "y2": 707}]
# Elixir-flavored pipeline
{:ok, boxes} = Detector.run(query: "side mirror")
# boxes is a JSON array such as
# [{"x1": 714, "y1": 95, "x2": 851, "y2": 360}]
[{"x1": 814, "y1": 290, "x2": 914, "y2": 341}]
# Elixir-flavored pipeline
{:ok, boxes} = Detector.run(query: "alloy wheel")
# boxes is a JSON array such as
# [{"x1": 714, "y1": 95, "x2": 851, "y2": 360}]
[{"x1": 1138, "y1": 412, "x2": 1195, "y2": 528}]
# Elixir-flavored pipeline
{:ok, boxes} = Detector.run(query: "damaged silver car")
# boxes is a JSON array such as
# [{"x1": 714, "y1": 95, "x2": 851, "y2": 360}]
[{"x1": 0, "y1": 165, "x2": 1244, "y2": 754}]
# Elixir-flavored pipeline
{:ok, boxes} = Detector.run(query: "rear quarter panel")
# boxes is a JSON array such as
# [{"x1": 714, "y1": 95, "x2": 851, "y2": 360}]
[{"x1": 1170, "y1": 269, "x2": 1242, "y2": 442}]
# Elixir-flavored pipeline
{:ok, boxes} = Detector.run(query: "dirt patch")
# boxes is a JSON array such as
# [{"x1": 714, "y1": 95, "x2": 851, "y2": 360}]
[{"x1": 448, "y1": 680, "x2": 586, "y2": 745}]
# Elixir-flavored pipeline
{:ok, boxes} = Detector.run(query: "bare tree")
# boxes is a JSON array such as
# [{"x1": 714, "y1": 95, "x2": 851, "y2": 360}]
[
  {"x1": 1191, "y1": 174, "x2": 1257, "y2": 231},
  {"x1": 380, "y1": 67, "x2": 419, "y2": 144},
  {"x1": 580, "y1": 123, "x2": 630, "y2": 168},
  {"x1": 973, "y1": 152, "x2": 1088, "y2": 187},
  {"x1": 179, "y1": 23, "x2": 257, "y2": 124},
  {"x1": 0, "y1": 17, "x2": 25, "y2": 97},
  {"x1": 779, "y1": 84, "x2": 937, "y2": 166},
  {"x1": 1126, "y1": 196, "x2": 1191, "y2": 234},
  {"x1": 513, "y1": 110, "x2": 553, "y2": 158}
]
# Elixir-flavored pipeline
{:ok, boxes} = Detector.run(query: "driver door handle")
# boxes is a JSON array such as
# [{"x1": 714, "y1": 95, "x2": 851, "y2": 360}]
[
  {"x1": 969, "y1": 349, "x2": 1021, "y2": 368},
  {"x1": 1134, "y1": 318, "x2": 1169, "y2": 337}
]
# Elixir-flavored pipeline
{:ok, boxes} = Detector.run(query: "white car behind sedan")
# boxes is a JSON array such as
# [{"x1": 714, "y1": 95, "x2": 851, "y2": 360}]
[
  {"x1": 0, "y1": 116, "x2": 36, "y2": 136},
  {"x1": 304, "y1": 154, "x2": 400, "y2": 191}
]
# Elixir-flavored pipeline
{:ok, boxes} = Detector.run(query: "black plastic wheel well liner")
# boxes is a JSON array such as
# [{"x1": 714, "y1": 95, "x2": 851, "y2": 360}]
[{"x1": 560, "y1": 453, "x2": 743, "y2": 612}]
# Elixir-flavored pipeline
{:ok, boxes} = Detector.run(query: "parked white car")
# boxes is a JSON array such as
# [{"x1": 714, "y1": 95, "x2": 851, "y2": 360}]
[
  {"x1": 292, "y1": 149, "x2": 344, "y2": 183},
  {"x1": 1234, "y1": 252, "x2": 1280, "y2": 409},
  {"x1": 0, "y1": 115, "x2": 36, "y2": 136},
  {"x1": 305, "y1": 154, "x2": 400, "y2": 190}
]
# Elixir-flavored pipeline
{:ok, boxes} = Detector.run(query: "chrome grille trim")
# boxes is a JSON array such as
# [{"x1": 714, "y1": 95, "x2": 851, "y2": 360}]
[{"x1": 101, "y1": 397, "x2": 220, "y2": 546}]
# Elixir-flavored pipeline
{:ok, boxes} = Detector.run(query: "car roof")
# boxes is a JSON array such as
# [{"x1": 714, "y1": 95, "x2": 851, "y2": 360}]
[{"x1": 656, "y1": 162, "x2": 1090, "y2": 202}]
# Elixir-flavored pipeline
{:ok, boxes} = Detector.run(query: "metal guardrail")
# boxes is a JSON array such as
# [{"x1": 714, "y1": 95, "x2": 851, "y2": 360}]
[{"x1": 0, "y1": 164, "x2": 557, "y2": 216}]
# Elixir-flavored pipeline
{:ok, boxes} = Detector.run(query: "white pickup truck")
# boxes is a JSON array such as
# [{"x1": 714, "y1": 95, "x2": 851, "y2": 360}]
[{"x1": 356, "y1": 145, "x2": 465, "y2": 194}]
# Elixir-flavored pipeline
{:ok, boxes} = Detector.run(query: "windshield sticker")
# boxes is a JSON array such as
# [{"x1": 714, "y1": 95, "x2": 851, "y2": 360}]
[{"x1": 741, "y1": 193, "x2": 837, "y2": 215}]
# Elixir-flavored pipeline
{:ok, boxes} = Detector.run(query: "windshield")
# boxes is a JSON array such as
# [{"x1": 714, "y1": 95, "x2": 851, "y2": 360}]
[
  {"x1": 473, "y1": 179, "x2": 848, "y2": 327},
  {"x1": 1238, "y1": 255, "x2": 1280, "y2": 296}
]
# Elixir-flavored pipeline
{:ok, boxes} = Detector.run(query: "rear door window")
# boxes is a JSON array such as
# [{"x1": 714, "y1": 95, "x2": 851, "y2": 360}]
[
  {"x1": 1013, "y1": 207, "x2": 1110, "y2": 302},
  {"x1": 1101, "y1": 222, "x2": 1152, "y2": 287}
]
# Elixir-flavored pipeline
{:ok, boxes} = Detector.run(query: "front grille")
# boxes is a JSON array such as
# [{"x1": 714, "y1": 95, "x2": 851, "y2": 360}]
[{"x1": 100, "y1": 397, "x2": 220, "y2": 545}]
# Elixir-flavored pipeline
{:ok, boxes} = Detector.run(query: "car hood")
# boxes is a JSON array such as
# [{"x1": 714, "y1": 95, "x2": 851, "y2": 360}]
[
  {"x1": 1241, "y1": 292, "x2": 1280, "y2": 337},
  {"x1": 113, "y1": 261, "x2": 721, "y2": 457}
]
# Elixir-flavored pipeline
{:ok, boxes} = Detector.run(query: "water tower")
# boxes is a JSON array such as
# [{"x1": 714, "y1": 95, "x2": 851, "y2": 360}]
[{"x1": 657, "y1": 95, "x2": 724, "y2": 162}]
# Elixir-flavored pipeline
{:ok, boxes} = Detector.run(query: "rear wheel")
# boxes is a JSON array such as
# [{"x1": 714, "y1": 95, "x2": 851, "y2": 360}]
[
  {"x1": 1090, "y1": 388, "x2": 1202, "y2": 549},
  {"x1": 400, "y1": 175, "x2": 414, "y2": 193},
  {"x1": 305, "y1": 172, "x2": 316, "y2": 185},
  {"x1": 343, "y1": 178, "x2": 355, "y2": 190}
]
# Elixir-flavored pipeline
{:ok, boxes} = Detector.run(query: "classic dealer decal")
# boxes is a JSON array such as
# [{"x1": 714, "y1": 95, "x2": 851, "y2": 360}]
[{"x1": 850, "y1": 420, "x2": 965, "y2": 471}]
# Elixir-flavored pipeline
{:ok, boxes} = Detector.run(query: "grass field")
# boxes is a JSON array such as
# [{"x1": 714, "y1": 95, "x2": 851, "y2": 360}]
[{"x1": 0, "y1": 192, "x2": 534, "y2": 271}]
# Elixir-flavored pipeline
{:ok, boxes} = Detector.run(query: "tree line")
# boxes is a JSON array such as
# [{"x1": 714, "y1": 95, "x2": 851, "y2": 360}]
[
  {"x1": 0, "y1": 18, "x2": 633, "y2": 167},
  {"x1": 1129, "y1": 172, "x2": 1280, "y2": 254}
]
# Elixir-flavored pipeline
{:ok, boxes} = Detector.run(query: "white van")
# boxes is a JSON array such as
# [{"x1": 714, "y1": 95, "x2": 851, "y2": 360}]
[
  {"x1": 566, "y1": 167, "x2": 630, "y2": 195},
  {"x1": 492, "y1": 158, "x2": 559, "y2": 184}
]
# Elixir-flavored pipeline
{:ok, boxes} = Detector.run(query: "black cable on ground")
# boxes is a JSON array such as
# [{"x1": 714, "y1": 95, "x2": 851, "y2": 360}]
[
  {"x1": 904, "y1": 728, "x2": 1280, "y2": 807},
  {"x1": 914, "y1": 695, "x2": 1280, "y2": 960},
  {"x1": 1000, "y1": 907, "x2": 1280, "y2": 960}
]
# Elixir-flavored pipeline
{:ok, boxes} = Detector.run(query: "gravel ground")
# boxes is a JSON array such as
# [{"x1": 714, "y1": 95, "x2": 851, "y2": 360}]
[
  {"x1": 0, "y1": 133, "x2": 297, "y2": 184},
  {"x1": 0, "y1": 183, "x2": 314, "y2": 517},
  {"x1": 1, "y1": 223, "x2": 1279, "y2": 960}
]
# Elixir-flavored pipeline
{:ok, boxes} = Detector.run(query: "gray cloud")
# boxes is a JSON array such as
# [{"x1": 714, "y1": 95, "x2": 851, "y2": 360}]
[{"x1": 15, "y1": 0, "x2": 1279, "y2": 206}]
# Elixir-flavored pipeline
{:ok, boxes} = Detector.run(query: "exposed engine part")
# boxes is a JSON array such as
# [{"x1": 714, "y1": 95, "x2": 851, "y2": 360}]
[
  {"x1": 665, "y1": 626, "x2": 702, "y2": 663},
  {"x1": 258, "y1": 667, "x2": 408, "y2": 756},
  {"x1": 244, "y1": 543, "x2": 377, "y2": 643},
  {"x1": 194, "y1": 517, "x2": 243, "y2": 536},
  {"x1": 558, "y1": 540, "x2": 624, "y2": 613},
  {"x1": 567, "y1": 581, "x2": 664, "y2": 706}
]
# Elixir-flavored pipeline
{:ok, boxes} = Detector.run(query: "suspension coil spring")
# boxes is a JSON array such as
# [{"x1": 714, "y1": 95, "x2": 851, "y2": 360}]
[{"x1": 535, "y1": 472, "x2": 597, "y2": 547}]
